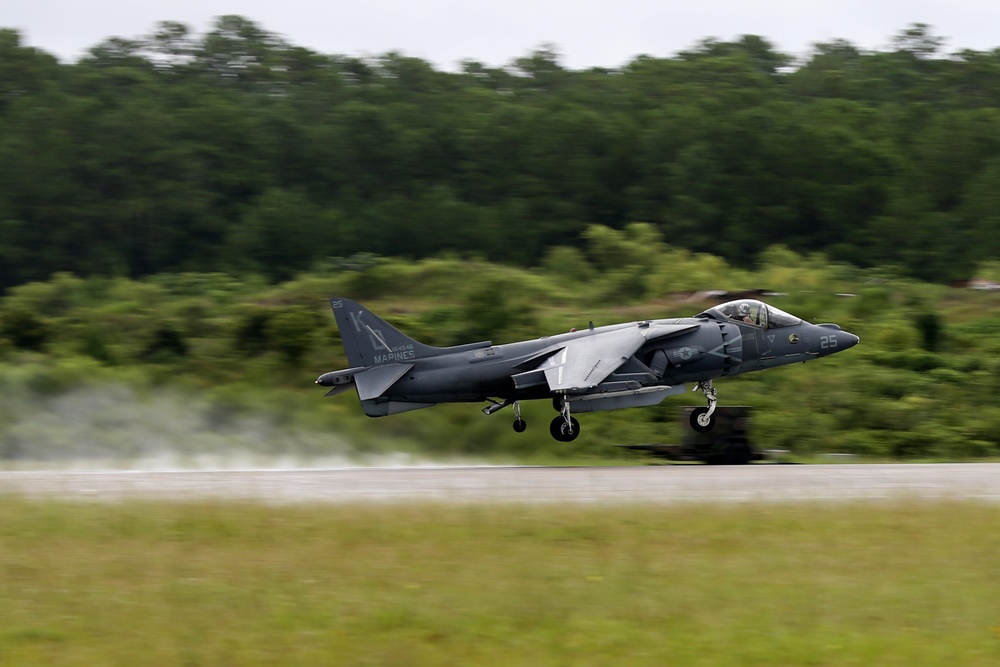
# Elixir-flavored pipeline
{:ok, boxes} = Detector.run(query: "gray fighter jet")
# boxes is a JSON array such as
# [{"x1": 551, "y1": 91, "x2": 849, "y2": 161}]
[{"x1": 316, "y1": 297, "x2": 859, "y2": 441}]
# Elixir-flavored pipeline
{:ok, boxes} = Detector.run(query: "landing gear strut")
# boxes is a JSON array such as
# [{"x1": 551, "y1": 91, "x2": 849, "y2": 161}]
[
  {"x1": 549, "y1": 396, "x2": 580, "y2": 442},
  {"x1": 690, "y1": 380, "x2": 718, "y2": 432},
  {"x1": 484, "y1": 396, "x2": 581, "y2": 441},
  {"x1": 483, "y1": 398, "x2": 528, "y2": 433},
  {"x1": 512, "y1": 401, "x2": 526, "y2": 433}
]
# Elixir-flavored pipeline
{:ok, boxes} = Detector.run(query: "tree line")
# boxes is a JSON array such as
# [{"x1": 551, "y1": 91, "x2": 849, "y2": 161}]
[{"x1": 2, "y1": 18, "x2": 1000, "y2": 288}]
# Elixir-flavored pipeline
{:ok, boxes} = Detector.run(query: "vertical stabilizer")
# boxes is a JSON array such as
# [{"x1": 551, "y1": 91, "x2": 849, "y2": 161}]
[{"x1": 330, "y1": 298, "x2": 441, "y2": 367}]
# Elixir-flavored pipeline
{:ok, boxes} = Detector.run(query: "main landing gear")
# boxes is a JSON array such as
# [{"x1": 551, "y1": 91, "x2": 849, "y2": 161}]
[
  {"x1": 549, "y1": 396, "x2": 579, "y2": 442},
  {"x1": 689, "y1": 380, "x2": 719, "y2": 432},
  {"x1": 482, "y1": 396, "x2": 581, "y2": 442}
]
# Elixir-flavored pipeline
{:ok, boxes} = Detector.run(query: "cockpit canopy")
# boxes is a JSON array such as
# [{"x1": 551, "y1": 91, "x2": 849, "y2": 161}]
[{"x1": 703, "y1": 299, "x2": 802, "y2": 329}]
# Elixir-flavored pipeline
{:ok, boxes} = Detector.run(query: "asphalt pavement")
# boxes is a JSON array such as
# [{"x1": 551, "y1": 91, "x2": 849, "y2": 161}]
[{"x1": 1, "y1": 463, "x2": 999, "y2": 504}]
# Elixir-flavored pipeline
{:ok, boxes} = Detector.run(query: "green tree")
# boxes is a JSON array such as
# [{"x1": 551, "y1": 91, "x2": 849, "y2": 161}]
[{"x1": 225, "y1": 188, "x2": 330, "y2": 281}]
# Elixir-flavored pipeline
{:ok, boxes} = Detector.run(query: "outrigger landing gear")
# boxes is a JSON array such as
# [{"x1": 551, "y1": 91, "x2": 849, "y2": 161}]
[
  {"x1": 690, "y1": 380, "x2": 719, "y2": 432},
  {"x1": 512, "y1": 401, "x2": 526, "y2": 433},
  {"x1": 483, "y1": 398, "x2": 528, "y2": 433},
  {"x1": 549, "y1": 396, "x2": 580, "y2": 442}
]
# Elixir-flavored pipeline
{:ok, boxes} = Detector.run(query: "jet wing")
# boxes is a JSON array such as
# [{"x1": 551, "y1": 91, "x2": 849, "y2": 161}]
[{"x1": 528, "y1": 323, "x2": 697, "y2": 393}]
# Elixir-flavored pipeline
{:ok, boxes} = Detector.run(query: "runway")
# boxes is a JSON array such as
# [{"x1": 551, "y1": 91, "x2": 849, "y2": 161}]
[{"x1": 1, "y1": 463, "x2": 999, "y2": 504}]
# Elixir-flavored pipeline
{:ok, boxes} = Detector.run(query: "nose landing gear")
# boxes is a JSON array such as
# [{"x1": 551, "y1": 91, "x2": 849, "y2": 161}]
[{"x1": 690, "y1": 380, "x2": 719, "y2": 432}]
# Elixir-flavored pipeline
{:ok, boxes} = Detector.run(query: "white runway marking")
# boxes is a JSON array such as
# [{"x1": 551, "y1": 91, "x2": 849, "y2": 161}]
[{"x1": 1, "y1": 464, "x2": 999, "y2": 504}]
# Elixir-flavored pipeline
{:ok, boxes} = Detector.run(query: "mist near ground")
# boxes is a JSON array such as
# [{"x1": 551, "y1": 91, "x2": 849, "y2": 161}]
[{"x1": 0, "y1": 383, "x2": 471, "y2": 470}]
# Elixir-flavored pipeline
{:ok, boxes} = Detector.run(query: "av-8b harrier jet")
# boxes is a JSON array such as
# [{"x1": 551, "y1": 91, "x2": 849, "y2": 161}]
[{"x1": 317, "y1": 298, "x2": 859, "y2": 441}]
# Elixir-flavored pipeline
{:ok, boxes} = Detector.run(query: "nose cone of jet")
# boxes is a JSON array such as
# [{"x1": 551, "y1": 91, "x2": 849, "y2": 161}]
[{"x1": 814, "y1": 325, "x2": 859, "y2": 355}]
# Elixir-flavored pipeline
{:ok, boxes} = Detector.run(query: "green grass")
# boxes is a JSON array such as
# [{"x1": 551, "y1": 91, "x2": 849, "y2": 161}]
[{"x1": 2, "y1": 498, "x2": 1000, "y2": 666}]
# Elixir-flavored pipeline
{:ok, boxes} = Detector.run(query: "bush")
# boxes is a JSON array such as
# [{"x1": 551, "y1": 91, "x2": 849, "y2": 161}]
[
  {"x1": 234, "y1": 308, "x2": 273, "y2": 356},
  {"x1": 266, "y1": 306, "x2": 320, "y2": 364},
  {"x1": 0, "y1": 308, "x2": 49, "y2": 351},
  {"x1": 141, "y1": 326, "x2": 189, "y2": 363}
]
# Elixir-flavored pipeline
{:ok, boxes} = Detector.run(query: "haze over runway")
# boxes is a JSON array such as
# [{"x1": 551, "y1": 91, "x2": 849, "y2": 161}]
[
  {"x1": 5, "y1": 0, "x2": 1000, "y2": 70},
  {"x1": 3, "y1": 464, "x2": 1000, "y2": 504}
]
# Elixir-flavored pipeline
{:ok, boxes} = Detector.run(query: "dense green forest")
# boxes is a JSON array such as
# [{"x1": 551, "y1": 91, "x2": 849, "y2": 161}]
[{"x1": 2, "y1": 18, "x2": 1000, "y2": 288}]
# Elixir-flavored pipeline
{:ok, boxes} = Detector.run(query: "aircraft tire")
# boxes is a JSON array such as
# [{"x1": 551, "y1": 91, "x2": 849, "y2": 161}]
[
  {"x1": 689, "y1": 407, "x2": 716, "y2": 433},
  {"x1": 513, "y1": 418, "x2": 527, "y2": 433},
  {"x1": 549, "y1": 416, "x2": 580, "y2": 442}
]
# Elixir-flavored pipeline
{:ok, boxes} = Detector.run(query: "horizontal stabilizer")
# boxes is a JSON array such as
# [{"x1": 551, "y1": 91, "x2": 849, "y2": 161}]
[
  {"x1": 354, "y1": 363, "x2": 413, "y2": 401},
  {"x1": 323, "y1": 384, "x2": 356, "y2": 398}
]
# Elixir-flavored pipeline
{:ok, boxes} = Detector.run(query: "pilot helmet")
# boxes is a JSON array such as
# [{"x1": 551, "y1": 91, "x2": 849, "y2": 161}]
[{"x1": 738, "y1": 303, "x2": 751, "y2": 317}]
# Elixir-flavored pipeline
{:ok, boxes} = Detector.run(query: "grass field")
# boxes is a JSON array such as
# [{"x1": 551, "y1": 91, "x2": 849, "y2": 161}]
[{"x1": 2, "y1": 498, "x2": 999, "y2": 666}]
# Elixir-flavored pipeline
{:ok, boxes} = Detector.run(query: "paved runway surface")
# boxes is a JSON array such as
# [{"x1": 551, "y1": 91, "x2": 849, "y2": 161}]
[{"x1": 1, "y1": 463, "x2": 999, "y2": 504}]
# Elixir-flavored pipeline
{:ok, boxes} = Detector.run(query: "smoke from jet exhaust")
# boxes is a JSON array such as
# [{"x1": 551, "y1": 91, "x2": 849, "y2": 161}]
[{"x1": 0, "y1": 383, "x2": 445, "y2": 470}]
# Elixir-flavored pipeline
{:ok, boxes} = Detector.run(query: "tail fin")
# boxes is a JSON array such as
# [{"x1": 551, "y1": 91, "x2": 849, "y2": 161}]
[
  {"x1": 330, "y1": 298, "x2": 434, "y2": 367},
  {"x1": 331, "y1": 297, "x2": 492, "y2": 367}
]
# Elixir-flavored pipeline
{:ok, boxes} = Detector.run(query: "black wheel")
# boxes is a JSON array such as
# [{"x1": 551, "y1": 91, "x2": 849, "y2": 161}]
[
  {"x1": 549, "y1": 416, "x2": 580, "y2": 442},
  {"x1": 512, "y1": 418, "x2": 527, "y2": 433},
  {"x1": 690, "y1": 407, "x2": 715, "y2": 433}
]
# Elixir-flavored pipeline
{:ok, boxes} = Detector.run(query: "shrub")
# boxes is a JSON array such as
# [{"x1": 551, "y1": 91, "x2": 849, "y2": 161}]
[{"x1": 0, "y1": 308, "x2": 49, "y2": 351}]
